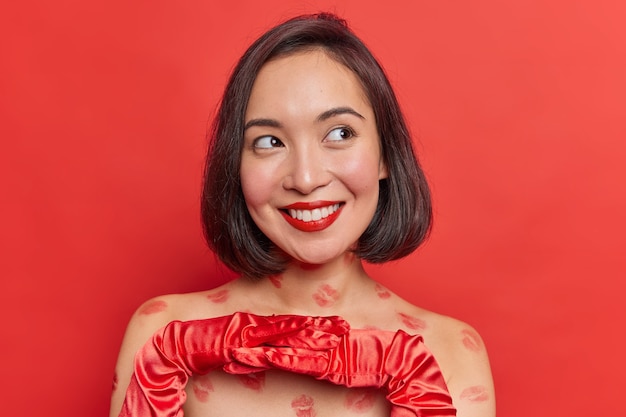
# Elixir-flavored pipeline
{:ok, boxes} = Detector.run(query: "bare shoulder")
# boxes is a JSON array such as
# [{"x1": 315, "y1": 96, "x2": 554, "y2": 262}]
[
  {"x1": 109, "y1": 285, "x2": 236, "y2": 417},
  {"x1": 116, "y1": 289, "x2": 230, "y2": 351},
  {"x1": 380, "y1": 293, "x2": 496, "y2": 417},
  {"x1": 432, "y1": 316, "x2": 496, "y2": 417}
]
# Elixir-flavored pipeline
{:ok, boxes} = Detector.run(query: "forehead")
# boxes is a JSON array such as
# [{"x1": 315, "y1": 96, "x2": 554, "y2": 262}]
[{"x1": 245, "y1": 49, "x2": 371, "y2": 120}]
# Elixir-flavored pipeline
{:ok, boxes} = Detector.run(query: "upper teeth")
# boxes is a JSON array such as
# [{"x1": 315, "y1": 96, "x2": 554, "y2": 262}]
[{"x1": 288, "y1": 204, "x2": 340, "y2": 222}]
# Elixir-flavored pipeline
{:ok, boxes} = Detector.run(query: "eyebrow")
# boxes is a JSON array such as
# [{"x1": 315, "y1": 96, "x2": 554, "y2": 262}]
[
  {"x1": 244, "y1": 118, "x2": 282, "y2": 130},
  {"x1": 244, "y1": 106, "x2": 365, "y2": 131},
  {"x1": 317, "y1": 106, "x2": 365, "y2": 122}
]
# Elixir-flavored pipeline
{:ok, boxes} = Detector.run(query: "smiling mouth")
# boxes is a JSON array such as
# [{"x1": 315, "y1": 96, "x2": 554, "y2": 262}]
[
  {"x1": 280, "y1": 201, "x2": 344, "y2": 232},
  {"x1": 285, "y1": 203, "x2": 341, "y2": 222}
]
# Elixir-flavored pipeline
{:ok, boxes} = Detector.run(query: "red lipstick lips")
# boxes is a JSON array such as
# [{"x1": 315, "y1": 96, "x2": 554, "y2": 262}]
[{"x1": 280, "y1": 200, "x2": 343, "y2": 232}]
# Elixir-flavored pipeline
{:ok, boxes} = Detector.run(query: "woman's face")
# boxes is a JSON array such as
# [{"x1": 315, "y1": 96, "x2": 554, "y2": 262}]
[{"x1": 240, "y1": 49, "x2": 387, "y2": 265}]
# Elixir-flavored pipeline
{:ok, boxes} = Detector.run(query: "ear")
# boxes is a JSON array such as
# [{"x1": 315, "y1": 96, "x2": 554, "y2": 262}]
[{"x1": 378, "y1": 158, "x2": 389, "y2": 180}]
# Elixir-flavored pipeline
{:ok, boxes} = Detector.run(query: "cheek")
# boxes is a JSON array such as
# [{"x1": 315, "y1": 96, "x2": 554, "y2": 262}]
[
  {"x1": 337, "y1": 152, "x2": 382, "y2": 197},
  {"x1": 240, "y1": 160, "x2": 274, "y2": 210}
]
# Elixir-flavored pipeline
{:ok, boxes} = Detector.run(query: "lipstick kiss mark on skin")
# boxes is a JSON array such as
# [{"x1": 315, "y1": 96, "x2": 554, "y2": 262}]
[
  {"x1": 345, "y1": 389, "x2": 377, "y2": 413},
  {"x1": 138, "y1": 300, "x2": 168, "y2": 315},
  {"x1": 461, "y1": 328, "x2": 483, "y2": 352},
  {"x1": 299, "y1": 262, "x2": 323, "y2": 271},
  {"x1": 291, "y1": 394, "x2": 316, "y2": 417},
  {"x1": 112, "y1": 372, "x2": 118, "y2": 391},
  {"x1": 312, "y1": 284, "x2": 339, "y2": 307},
  {"x1": 375, "y1": 283, "x2": 391, "y2": 300},
  {"x1": 269, "y1": 275, "x2": 283, "y2": 289},
  {"x1": 207, "y1": 289, "x2": 229, "y2": 304},
  {"x1": 192, "y1": 375, "x2": 214, "y2": 403},
  {"x1": 460, "y1": 385, "x2": 489, "y2": 402},
  {"x1": 238, "y1": 372, "x2": 265, "y2": 391},
  {"x1": 397, "y1": 312, "x2": 427, "y2": 331}
]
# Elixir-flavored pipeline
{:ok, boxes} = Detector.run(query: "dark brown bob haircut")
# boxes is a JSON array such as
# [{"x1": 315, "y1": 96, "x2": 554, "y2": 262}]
[{"x1": 201, "y1": 13, "x2": 432, "y2": 279}]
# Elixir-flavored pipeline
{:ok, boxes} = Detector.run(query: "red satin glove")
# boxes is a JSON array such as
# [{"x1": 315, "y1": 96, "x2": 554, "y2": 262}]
[
  {"x1": 118, "y1": 312, "x2": 349, "y2": 417},
  {"x1": 232, "y1": 329, "x2": 456, "y2": 417}
]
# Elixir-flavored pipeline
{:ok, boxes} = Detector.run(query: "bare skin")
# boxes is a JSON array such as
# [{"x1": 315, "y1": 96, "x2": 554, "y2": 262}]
[
  {"x1": 110, "y1": 50, "x2": 495, "y2": 416},
  {"x1": 110, "y1": 258, "x2": 495, "y2": 417}
]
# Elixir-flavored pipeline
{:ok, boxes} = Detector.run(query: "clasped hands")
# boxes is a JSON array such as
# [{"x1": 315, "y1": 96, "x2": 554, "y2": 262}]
[{"x1": 119, "y1": 312, "x2": 455, "y2": 417}]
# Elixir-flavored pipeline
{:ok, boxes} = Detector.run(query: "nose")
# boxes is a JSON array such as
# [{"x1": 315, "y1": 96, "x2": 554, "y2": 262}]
[{"x1": 282, "y1": 145, "x2": 331, "y2": 195}]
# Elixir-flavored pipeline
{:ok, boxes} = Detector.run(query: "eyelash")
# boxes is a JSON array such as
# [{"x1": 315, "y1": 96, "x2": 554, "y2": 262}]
[
  {"x1": 251, "y1": 126, "x2": 356, "y2": 150},
  {"x1": 252, "y1": 136, "x2": 284, "y2": 149},
  {"x1": 325, "y1": 126, "x2": 356, "y2": 142}
]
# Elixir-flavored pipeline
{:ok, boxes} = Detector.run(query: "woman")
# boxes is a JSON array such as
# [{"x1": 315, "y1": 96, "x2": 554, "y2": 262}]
[{"x1": 110, "y1": 13, "x2": 495, "y2": 417}]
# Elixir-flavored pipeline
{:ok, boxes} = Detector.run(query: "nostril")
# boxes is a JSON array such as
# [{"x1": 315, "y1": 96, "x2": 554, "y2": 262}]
[{"x1": 282, "y1": 170, "x2": 332, "y2": 195}]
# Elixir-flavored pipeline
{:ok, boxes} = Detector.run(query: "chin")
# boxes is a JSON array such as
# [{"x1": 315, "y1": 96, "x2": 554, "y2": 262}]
[{"x1": 287, "y1": 247, "x2": 353, "y2": 268}]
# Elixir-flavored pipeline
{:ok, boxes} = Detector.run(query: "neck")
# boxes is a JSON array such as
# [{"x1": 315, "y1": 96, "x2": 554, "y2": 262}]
[{"x1": 240, "y1": 252, "x2": 373, "y2": 316}]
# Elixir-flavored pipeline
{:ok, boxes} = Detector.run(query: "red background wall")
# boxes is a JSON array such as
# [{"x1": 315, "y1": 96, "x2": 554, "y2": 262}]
[{"x1": 2, "y1": 0, "x2": 625, "y2": 415}]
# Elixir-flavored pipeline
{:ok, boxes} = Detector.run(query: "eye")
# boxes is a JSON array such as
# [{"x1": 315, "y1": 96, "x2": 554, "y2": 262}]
[
  {"x1": 253, "y1": 136, "x2": 284, "y2": 149},
  {"x1": 325, "y1": 127, "x2": 355, "y2": 142}
]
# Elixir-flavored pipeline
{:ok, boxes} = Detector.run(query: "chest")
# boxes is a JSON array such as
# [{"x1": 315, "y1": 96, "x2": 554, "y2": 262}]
[{"x1": 183, "y1": 370, "x2": 390, "y2": 417}]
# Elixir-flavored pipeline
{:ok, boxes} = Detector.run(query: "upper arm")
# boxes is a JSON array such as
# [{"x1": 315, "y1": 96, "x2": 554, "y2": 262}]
[
  {"x1": 439, "y1": 322, "x2": 496, "y2": 417},
  {"x1": 109, "y1": 297, "x2": 175, "y2": 417}
]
